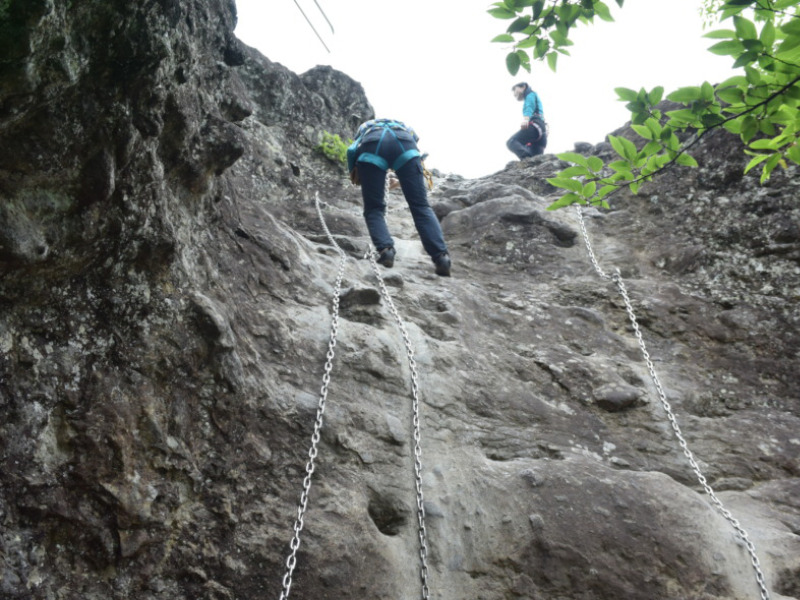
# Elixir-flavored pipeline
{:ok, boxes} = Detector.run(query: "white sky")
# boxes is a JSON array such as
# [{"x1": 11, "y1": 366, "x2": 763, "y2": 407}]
[{"x1": 234, "y1": 0, "x2": 738, "y2": 178}]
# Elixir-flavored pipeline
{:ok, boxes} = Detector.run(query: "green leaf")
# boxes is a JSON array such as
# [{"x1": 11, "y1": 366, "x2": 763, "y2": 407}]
[
  {"x1": 587, "y1": 156, "x2": 604, "y2": 172},
  {"x1": 717, "y1": 85, "x2": 745, "y2": 105},
  {"x1": 744, "y1": 66, "x2": 762, "y2": 85},
  {"x1": 594, "y1": 1, "x2": 613, "y2": 21},
  {"x1": 675, "y1": 153, "x2": 698, "y2": 167},
  {"x1": 718, "y1": 75, "x2": 749, "y2": 89},
  {"x1": 761, "y1": 153, "x2": 781, "y2": 183},
  {"x1": 582, "y1": 181, "x2": 597, "y2": 196},
  {"x1": 786, "y1": 144, "x2": 800, "y2": 165},
  {"x1": 533, "y1": 36, "x2": 550, "y2": 57},
  {"x1": 615, "y1": 87, "x2": 638, "y2": 102},
  {"x1": 733, "y1": 15, "x2": 757, "y2": 40},
  {"x1": 608, "y1": 135, "x2": 627, "y2": 159},
  {"x1": 607, "y1": 159, "x2": 630, "y2": 172},
  {"x1": 516, "y1": 36, "x2": 538, "y2": 49},
  {"x1": 707, "y1": 39, "x2": 744, "y2": 56},
  {"x1": 506, "y1": 51, "x2": 521, "y2": 75},
  {"x1": 645, "y1": 118, "x2": 662, "y2": 138},
  {"x1": 518, "y1": 50, "x2": 532, "y2": 72},
  {"x1": 596, "y1": 184, "x2": 616, "y2": 198},
  {"x1": 723, "y1": 119, "x2": 743, "y2": 134},
  {"x1": 666, "y1": 109, "x2": 700, "y2": 126},
  {"x1": 550, "y1": 29, "x2": 569, "y2": 46},
  {"x1": 546, "y1": 51, "x2": 558, "y2": 71},
  {"x1": 780, "y1": 19, "x2": 800, "y2": 37},
  {"x1": 647, "y1": 86, "x2": 664, "y2": 105},
  {"x1": 632, "y1": 124, "x2": 653, "y2": 140},
  {"x1": 759, "y1": 20, "x2": 775, "y2": 48},
  {"x1": 547, "y1": 192, "x2": 582, "y2": 210},
  {"x1": 668, "y1": 86, "x2": 703, "y2": 103},
  {"x1": 741, "y1": 115, "x2": 758, "y2": 141},
  {"x1": 704, "y1": 29, "x2": 736, "y2": 39},
  {"x1": 732, "y1": 50, "x2": 759, "y2": 68},
  {"x1": 744, "y1": 152, "x2": 769, "y2": 173},
  {"x1": 508, "y1": 16, "x2": 531, "y2": 33},
  {"x1": 488, "y1": 7, "x2": 517, "y2": 19},
  {"x1": 559, "y1": 165, "x2": 591, "y2": 177},
  {"x1": 546, "y1": 176, "x2": 583, "y2": 193},
  {"x1": 776, "y1": 35, "x2": 800, "y2": 55},
  {"x1": 785, "y1": 85, "x2": 800, "y2": 101},
  {"x1": 614, "y1": 135, "x2": 637, "y2": 161},
  {"x1": 701, "y1": 113, "x2": 726, "y2": 128},
  {"x1": 642, "y1": 140, "x2": 661, "y2": 155},
  {"x1": 750, "y1": 138, "x2": 778, "y2": 150},
  {"x1": 701, "y1": 81, "x2": 715, "y2": 102},
  {"x1": 557, "y1": 151, "x2": 589, "y2": 166},
  {"x1": 491, "y1": 34, "x2": 516, "y2": 43}
]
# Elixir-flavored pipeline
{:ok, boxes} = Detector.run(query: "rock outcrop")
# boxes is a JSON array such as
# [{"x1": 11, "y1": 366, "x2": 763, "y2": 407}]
[{"x1": 1, "y1": 1, "x2": 798, "y2": 600}]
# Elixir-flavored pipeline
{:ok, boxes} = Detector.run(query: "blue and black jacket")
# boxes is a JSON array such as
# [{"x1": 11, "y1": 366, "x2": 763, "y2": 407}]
[
  {"x1": 346, "y1": 119, "x2": 421, "y2": 174},
  {"x1": 522, "y1": 88, "x2": 544, "y2": 121}
]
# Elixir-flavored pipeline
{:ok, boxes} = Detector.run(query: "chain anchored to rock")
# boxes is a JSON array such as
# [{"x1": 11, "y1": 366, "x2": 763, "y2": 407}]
[
  {"x1": 574, "y1": 204, "x2": 771, "y2": 600},
  {"x1": 277, "y1": 192, "x2": 431, "y2": 600}
]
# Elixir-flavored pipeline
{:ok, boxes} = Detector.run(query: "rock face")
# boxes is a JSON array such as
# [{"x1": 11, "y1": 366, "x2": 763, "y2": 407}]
[{"x1": 1, "y1": 2, "x2": 799, "y2": 600}]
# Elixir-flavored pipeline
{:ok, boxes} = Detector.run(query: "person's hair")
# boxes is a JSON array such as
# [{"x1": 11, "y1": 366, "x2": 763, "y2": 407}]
[{"x1": 512, "y1": 82, "x2": 530, "y2": 91}]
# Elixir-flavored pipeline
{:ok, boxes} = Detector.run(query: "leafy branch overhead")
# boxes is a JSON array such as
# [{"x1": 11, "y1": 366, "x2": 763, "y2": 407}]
[{"x1": 489, "y1": 0, "x2": 800, "y2": 210}]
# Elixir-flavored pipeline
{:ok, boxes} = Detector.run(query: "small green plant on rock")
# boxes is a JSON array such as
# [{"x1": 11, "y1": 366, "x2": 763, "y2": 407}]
[{"x1": 315, "y1": 131, "x2": 352, "y2": 166}]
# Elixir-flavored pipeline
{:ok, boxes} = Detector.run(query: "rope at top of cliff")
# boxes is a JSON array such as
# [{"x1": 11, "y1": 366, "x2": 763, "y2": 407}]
[{"x1": 291, "y1": 0, "x2": 333, "y2": 53}]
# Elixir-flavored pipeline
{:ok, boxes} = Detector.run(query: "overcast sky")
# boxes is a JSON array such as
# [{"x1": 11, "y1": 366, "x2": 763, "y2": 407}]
[{"x1": 234, "y1": 0, "x2": 738, "y2": 178}]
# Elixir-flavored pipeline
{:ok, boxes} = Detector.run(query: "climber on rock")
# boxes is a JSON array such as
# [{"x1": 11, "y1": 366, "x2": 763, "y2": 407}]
[
  {"x1": 506, "y1": 82, "x2": 547, "y2": 159},
  {"x1": 347, "y1": 118, "x2": 451, "y2": 277}
]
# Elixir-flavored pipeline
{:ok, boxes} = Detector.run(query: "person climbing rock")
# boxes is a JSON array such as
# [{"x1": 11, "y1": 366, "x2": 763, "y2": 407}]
[
  {"x1": 506, "y1": 82, "x2": 547, "y2": 159},
  {"x1": 347, "y1": 118, "x2": 451, "y2": 277}
]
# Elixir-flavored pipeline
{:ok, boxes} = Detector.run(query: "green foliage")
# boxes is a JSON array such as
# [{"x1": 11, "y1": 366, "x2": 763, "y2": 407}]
[
  {"x1": 490, "y1": 0, "x2": 800, "y2": 210},
  {"x1": 489, "y1": 0, "x2": 622, "y2": 75},
  {"x1": 315, "y1": 131, "x2": 352, "y2": 166}
]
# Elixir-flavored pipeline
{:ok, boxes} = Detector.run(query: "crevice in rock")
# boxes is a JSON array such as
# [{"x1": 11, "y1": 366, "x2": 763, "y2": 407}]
[{"x1": 366, "y1": 491, "x2": 409, "y2": 536}]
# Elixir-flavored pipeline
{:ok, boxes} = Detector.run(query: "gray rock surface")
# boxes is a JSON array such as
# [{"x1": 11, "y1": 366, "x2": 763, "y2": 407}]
[{"x1": 1, "y1": 1, "x2": 798, "y2": 599}]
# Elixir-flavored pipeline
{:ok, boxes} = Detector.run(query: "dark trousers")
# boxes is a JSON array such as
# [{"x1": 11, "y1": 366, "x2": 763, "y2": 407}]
[
  {"x1": 507, "y1": 122, "x2": 547, "y2": 158},
  {"x1": 357, "y1": 145, "x2": 447, "y2": 260}
]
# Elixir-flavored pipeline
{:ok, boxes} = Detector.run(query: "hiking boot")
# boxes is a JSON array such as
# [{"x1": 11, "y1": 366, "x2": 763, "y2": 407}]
[
  {"x1": 377, "y1": 246, "x2": 395, "y2": 268},
  {"x1": 434, "y1": 252, "x2": 451, "y2": 277}
]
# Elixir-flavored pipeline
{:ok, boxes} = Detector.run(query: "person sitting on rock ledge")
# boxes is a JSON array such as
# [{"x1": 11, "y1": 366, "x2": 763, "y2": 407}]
[
  {"x1": 506, "y1": 81, "x2": 547, "y2": 159},
  {"x1": 347, "y1": 118, "x2": 451, "y2": 277}
]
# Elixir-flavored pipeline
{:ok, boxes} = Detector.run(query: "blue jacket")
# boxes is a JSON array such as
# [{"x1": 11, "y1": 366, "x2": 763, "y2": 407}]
[
  {"x1": 522, "y1": 89, "x2": 544, "y2": 120},
  {"x1": 346, "y1": 119, "x2": 421, "y2": 173}
]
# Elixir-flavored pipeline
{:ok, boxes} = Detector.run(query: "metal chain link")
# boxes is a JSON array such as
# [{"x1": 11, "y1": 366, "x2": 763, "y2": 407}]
[
  {"x1": 365, "y1": 247, "x2": 432, "y2": 600},
  {"x1": 574, "y1": 205, "x2": 771, "y2": 600},
  {"x1": 278, "y1": 193, "x2": 431, "y2": 600},
  {"x1": 277, "y1": 193, "x2": 347, "y2": 600}
]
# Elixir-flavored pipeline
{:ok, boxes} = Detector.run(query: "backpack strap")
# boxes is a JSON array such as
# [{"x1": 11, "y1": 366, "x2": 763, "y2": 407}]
[{"x1": 355, "y1": 122, "x2": 421, "y2": 172}]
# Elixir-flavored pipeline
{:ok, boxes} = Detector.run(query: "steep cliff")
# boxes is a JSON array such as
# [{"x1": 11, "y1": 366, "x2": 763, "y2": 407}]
[{"x1": 1, "y1": 1, "x2": 798, "y2": 600}]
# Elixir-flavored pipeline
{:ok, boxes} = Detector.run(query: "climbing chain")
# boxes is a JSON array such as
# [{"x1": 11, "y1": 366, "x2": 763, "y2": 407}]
[
  {"x1": 277, "y1": 194, "x2": 347, "y2": 600},
  {"x1": 364, "y1": 247, "x2": 432, "y2": 600},
  {"x1": 277, "y1": 193, "x2": 430, "y2": 600},
  {"x1": 574, "y1": 205, "x2": 770, "y2": 600}
]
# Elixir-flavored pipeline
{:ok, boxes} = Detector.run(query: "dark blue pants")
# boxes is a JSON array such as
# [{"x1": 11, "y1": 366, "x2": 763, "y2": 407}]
[
  {"x1": 357, "y1": 144, "x2": 447, "y2": 260},
  {"x1": 507, "y1": 121, "x2": 547, "y2": 158}
]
